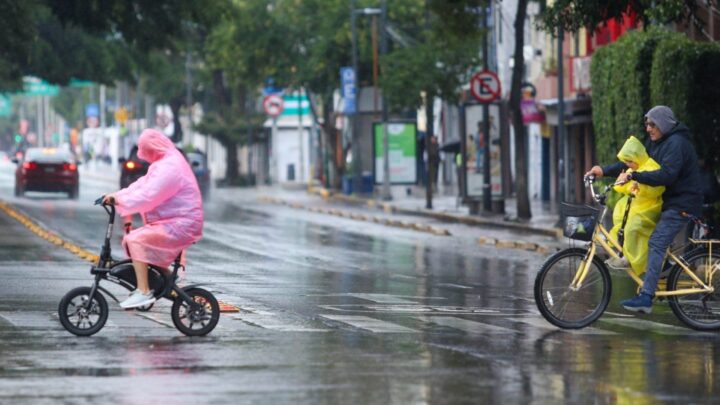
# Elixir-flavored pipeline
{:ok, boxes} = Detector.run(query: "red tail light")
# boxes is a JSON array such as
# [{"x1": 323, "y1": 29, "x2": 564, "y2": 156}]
[
  {"x1": 125, "y1": 161, "x2": 137, "y2": 170},
  {"x1": 22, "y1": 162, "x2": 38, "y2": 170},
  {"x1": 63, "y1": 163, "x2": 77, "y2": 171}
]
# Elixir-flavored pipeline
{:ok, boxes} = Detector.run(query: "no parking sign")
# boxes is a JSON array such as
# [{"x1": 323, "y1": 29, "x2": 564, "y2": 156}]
[
  {"x1": 470, "y1": 70, "x2": 501, "y2": 104},
  {"x1": 263, "y1": 94, "x2": 284, "y2": 117}
]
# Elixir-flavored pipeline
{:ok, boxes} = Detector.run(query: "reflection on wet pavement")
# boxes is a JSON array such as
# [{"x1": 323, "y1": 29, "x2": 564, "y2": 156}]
[{"x1": 0, "y1": 168, "x2": 718, "y2": 403}]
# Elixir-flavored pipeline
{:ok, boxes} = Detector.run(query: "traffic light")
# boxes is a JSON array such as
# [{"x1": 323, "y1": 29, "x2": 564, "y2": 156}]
[{"x1": 14, "y1": 133, "x2": 22, "y2": 143}]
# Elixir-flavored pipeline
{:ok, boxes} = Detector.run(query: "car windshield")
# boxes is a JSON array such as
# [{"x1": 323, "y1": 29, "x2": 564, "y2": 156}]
[{"x1": 25, "y1": 148, "x2": 73, "y2": 163}]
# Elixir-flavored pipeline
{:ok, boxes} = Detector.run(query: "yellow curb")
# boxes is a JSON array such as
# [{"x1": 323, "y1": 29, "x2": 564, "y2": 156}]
[
  {"x1": 0, "y1": 200, "x2": 98, "y2": 263},
  {"x1": 477, "y1": 237, "x2": 497, "y2": 246},
  {"x1": 515, "y1": 241, "x2": 539, "y2": 251},
  {"x1": 429, "y1": 227, "x2": 451, "y2": 236},
  {"x1": 367, "y1": 200, "x2": 377, "y2": 208},
  {"x1": 496, "y1": 240, "x2": 518, "y2": 249}
]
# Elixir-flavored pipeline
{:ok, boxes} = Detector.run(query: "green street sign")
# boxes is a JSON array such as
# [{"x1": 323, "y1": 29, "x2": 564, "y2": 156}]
[
  {"x1": 22, "y1": 77, "x2": 60, "y2": 96},
  {"x1": 69, "y1": 79, "x2": 94, "y2": 88},
  {"x1": 0, "y1": 94, "x2": 12, "y2": 117}
]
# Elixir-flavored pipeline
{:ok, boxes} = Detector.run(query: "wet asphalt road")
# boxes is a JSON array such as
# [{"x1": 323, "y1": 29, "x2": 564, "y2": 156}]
[{"x1": 0, "y1": 161, "x2": 719, "y2": 404}]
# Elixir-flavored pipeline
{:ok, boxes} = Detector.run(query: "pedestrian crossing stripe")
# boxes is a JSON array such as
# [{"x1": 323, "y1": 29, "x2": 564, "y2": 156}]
[
  {"x1": 319, "y1": 314, "x2": 418, "y2": 333},
  {"x1": 599, "y1": 318, "x2": 695, "y2": 335}
]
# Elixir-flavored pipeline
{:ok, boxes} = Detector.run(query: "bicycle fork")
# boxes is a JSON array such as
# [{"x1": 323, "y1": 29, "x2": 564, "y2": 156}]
[{"x1": 570, "y1": 242, "x2": 597, "y2": 290}]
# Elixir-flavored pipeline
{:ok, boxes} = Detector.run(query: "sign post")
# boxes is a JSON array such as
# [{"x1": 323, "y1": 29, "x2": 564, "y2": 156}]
[
  {"x1": 263, "y1": 94, "x2": 284, "y2": 184},
  {"x1": 470, "y1": 69, "x2": 501, "y2": 213}
]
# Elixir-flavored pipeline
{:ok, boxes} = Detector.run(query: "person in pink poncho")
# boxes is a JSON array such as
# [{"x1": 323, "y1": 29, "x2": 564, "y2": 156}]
[{"x1": 103, "y1": 129, "x2": 204, "y2": 309}]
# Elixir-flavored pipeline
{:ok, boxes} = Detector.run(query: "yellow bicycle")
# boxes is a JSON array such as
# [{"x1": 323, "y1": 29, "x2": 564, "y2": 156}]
[{"x1": 534, "y1": 176, "x2": 720, "y2": 330}]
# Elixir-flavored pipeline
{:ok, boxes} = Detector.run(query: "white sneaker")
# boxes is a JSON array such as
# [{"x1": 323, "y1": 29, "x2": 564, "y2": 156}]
[
  {"x1": 119, "y1": 290, "x2": 156, "y2": 309},
  {"x1": 605, "y1": 256, "x2": 630, "y2": 270}
]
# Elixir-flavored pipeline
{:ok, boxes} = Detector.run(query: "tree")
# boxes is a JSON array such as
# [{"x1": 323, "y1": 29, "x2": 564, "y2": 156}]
[
  {"x1": 538, "y1": 0, "x2": 699, "y2": 33},
  {"x1": 0, "y1": 0, "x2": 209, "y2": 91},
  {"x1": 510, "y1": 0, "x2": 531, "y2": 219},
  {"x1": 195, "y1": 0, "x2": 293, "y2": 183}
]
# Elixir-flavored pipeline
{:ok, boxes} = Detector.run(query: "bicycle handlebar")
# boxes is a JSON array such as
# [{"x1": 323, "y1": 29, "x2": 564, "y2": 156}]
[{"x1": 95, "y1": 196, "x2": 116, "y2": 217}]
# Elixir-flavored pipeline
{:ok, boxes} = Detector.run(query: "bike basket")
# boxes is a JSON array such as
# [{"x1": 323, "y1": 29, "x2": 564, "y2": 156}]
[{"x1": 560, "y1": 203, "x2": 599, "y2": 241}]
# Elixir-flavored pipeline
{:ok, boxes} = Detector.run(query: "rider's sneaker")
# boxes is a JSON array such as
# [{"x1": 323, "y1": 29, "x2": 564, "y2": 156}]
[
  {"x1": 605, "y1": 256, "x2": 630, "y2": 270},
  {"x1": 620, "y1": 293, "x2": 653, "y2": 314},
  {"x1": 119, "y1": 290, "x2": 156, "y2": 309}
]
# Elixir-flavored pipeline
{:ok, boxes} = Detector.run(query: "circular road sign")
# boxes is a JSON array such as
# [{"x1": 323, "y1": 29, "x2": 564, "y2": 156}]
[
  {"x1": 470, "y1": 70, "x2": 501, "y2": 103},
  {"x1": 263, "y1": 94, "x2": 284, "y2": 117}
]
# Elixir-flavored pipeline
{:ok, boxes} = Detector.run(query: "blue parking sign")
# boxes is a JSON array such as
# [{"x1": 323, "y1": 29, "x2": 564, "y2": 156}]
[{"x1": 340, "y1": 67, "x2": 356, "y2": 115}]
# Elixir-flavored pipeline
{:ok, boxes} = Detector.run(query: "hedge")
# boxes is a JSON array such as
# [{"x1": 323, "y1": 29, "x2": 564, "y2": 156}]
[
  {"x1": 650, "y1": 36, "x2": 720, "y2": 169},
  {"x1": 590, "y1": 27, "x2": 674, "y2": 164}
]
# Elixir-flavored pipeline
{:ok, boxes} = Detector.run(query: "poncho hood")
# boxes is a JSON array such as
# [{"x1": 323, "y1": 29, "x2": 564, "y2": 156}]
[
  {"x1": 137, "y1": 129, "x2": 176, "y2": 162},
  {"x1": 617, "y1": 136, "x2": 649, "y2": 167}
]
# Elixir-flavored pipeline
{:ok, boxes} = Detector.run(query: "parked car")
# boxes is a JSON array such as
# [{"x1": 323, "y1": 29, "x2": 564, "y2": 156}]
[
  {"x1": 119, "y1": 146, "x2": 210, "y2": 197},
  {"x1": 13, "y1": 147, "x2": 80, "y2": 199}
]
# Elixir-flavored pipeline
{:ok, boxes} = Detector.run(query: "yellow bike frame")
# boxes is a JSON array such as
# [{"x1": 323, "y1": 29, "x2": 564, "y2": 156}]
[{"x1": 570, "y1": 218, "x2": 717, "y2": 297}]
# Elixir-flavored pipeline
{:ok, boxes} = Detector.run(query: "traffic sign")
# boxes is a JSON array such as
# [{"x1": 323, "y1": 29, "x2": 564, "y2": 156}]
[
  {"x1": 114, "y1": 107, "x2": 129, "y2": 124},
  {"x1": 340, "y1": 67, "x2": 356, "y2": 115},
  {"x1": 470, "y1": 70, "x2": 501, "y2": 103},
  {"x1": 22, "y1": 77, "x2": 60, "y2": 96},
  {"x1": 263, "y1": 94, "x2": 284, "y2": 117}
]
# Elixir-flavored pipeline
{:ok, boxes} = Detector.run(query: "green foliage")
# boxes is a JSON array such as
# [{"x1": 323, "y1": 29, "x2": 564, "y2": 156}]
[
  {"x1": 650, "y1": 36, "x2": 720, "y2": 168},
  {"x1": 539, "y1": 0, "x2": 695, "y2": 34},
  {"x1": 592, "y1": 26, "x2": 720, "y2": 176},
  {"x1": 591, "y1": 27, "x2": 675, "y2": 164},
  {"x1": 381, "y1": 0, "x2": 482, "y2": 111},
  {"x1": 0, "y1": 0, "x2": 36, "y2": 90}
]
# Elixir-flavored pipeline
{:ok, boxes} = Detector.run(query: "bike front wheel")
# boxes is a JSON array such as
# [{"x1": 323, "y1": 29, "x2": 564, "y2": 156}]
[
  {"x1": 171, "y1": 288, "x2": 220, "y2": 336},
  {"x1": 667, "y1": 250, "x2": 720, "y2": 331},
  {"x1": 534, "y1": 248, "x2": 612, "y2": 329},
  {"x1": 58, "y1": 286, "x2": 108, "y2": 336}
]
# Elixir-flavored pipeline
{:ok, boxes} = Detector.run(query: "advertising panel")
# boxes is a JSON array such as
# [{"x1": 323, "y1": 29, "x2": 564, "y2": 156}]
[{"x1": 373, "y1": 122, "x2": 417, "y2": 185}]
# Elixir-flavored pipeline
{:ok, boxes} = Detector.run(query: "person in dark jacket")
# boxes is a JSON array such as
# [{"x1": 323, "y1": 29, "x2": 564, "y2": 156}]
[{"x1": 585, "y1": 105, "x2": 703, "y2": 314}]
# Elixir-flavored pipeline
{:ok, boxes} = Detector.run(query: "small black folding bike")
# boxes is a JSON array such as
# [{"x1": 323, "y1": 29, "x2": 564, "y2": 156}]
[{"x1": 58, "y1": 198, "x2": 219, "y2": 336}]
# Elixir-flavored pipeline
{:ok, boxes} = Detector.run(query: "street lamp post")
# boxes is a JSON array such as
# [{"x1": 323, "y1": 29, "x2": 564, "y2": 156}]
[
  {"x1": 350, "y1": 4, "x2": 382, "y2": 196},
  {"x1": 379, "y1": 0, "x2": 391, "y2": 201}
]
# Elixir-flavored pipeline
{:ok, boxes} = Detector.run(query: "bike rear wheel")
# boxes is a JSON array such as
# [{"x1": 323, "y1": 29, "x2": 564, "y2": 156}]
[
  {"x1": 58, "y1": 286, "x2": 108, "y2": 336},
  {"x1": 534, "y1": 248, "x2": 611, "y2": 329},
  {"x1": 171, "y1": 288, "x2": 220, "y2": 336},
  {"x1": 667, "y1": 250, "x2": 720, "y2": 330}
]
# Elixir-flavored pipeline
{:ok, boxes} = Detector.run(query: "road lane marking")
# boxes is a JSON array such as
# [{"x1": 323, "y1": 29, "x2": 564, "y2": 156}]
[
  {"x1": 319, "y1": 314, "x2": 418, "y2": 333},
  {"x1": 345, "y1": 293, "x2": 417, "y2": 304},
  {"x1": 516, "y1": 316, "x2": 617, "y2": 335},
  {"x1": 417, "y1": 316, "x2": 516, "y2": 334},
  {"x1": 599, "y1": 318, "x2": 693, "y2": 335},
  {"x1": 232, "y1": 313, "x2": 328, "y2": 332},
  {"x1": 317, "y1": 304, "x2": 524, "y2": 315}
]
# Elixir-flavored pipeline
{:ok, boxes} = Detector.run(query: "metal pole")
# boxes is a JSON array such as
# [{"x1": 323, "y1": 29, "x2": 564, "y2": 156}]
[
  {"x1": 482, "y1": 3, "x2": 491, "y2": 212},
  {"x1": 558, "y1": 27, "x2": 567, "y2": 202},
  {"x1": 380, "y1": 0, "x2": 391, "y2": 200},
  {"x1": 298, "y1": 88, "x2": 304, "y2": 183},
  {"x1": 351, "y1": 1, "x2": 362, "y2": 194},
  {"x1": 185, "y1": 50, "x2": 193, "y2": 147}
]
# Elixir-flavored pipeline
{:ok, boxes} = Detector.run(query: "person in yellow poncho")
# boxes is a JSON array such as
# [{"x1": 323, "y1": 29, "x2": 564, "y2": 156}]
[{"x1": 607, "y1": 136, "x2": 665, "y2": 275}]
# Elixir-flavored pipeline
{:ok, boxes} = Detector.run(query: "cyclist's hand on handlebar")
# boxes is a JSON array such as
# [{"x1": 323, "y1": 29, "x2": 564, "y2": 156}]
[
  {"x1": 101, "y1": 194, "x2": 116, "y2": 205},
  {"x1": 584, "y1": 166, "x2": 603, "y2": 180}
]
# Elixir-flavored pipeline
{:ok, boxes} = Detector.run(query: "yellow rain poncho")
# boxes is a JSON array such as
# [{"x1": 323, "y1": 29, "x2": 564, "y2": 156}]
[{"x1": 609, "y1": 136, "x2": 664, "y2": 275}]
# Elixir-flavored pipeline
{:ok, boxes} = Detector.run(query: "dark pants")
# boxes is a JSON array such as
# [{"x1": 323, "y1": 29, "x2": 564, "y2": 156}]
[{"x1": 641, "y1": 209, "x2": 690, "y2": 296}]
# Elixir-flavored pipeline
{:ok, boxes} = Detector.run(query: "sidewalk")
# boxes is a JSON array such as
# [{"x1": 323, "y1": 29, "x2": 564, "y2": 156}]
[{"x1": 305, "y1": 185, "x2": 562, "y2": 239}]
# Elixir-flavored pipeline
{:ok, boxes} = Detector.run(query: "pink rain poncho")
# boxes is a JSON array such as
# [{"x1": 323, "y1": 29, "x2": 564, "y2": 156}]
[{"x1": 114, "y1": 129, "x2": 204, "y2": 268}]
